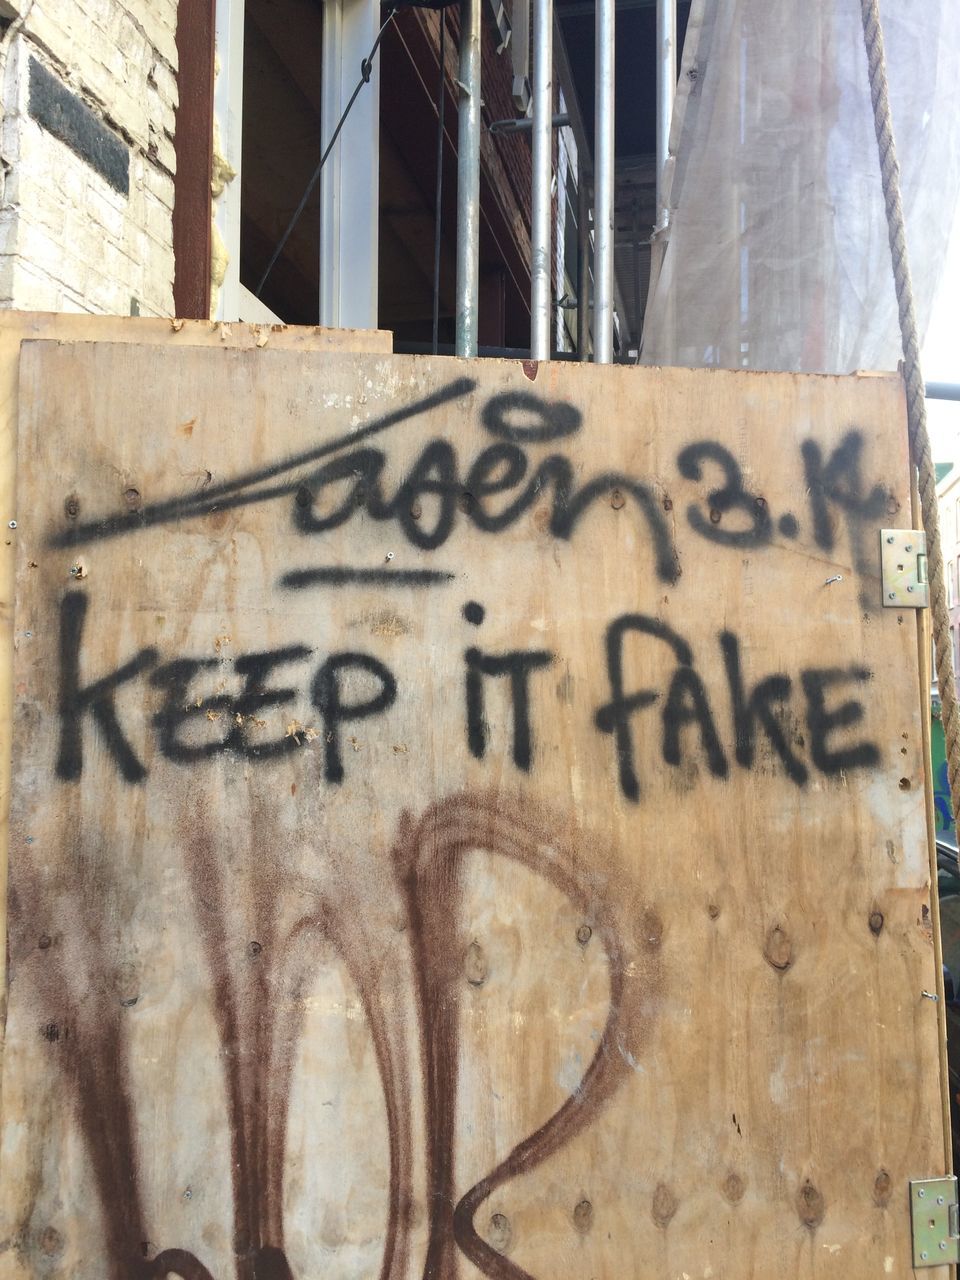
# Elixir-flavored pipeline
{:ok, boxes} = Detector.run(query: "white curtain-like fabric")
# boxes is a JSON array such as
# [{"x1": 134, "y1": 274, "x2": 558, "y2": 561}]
[{"x1": 641, "y1": 0, "x2": 960, "y2": 374}]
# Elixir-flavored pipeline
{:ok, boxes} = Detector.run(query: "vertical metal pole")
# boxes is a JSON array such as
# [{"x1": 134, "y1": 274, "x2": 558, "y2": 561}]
[
  {"x1": 530, "y1": 0, "x2": 553, "y2": 360},
  {"x1": 432, "y1": 14, "x2": 447, "y2": 354},
  {"x1": 577, "y1": 172, "x2": 590, "y2": 360},
  {"x1": 655, "y1": 0, "x2": 676, "y2": 231},
  {"x1": 455, "y1": 0, "x2": 482, "y2": 357},
  {"x1": 593, "y1": 0, "x2": 614, "y2": 363}
]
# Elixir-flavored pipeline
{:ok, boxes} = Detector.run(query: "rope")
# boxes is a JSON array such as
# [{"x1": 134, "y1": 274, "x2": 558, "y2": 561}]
[{"x1": 859, "y1": 0, "x2": 960, "y2": 828}]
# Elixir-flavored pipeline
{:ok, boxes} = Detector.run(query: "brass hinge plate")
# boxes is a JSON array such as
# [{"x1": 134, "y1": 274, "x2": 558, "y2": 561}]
[
  {"x1": 881, "y1": 529, "x2": 929, "y2": 608},
  {"x1": 910, "y1": 1176, "x2": 960, "y2": 1266}
]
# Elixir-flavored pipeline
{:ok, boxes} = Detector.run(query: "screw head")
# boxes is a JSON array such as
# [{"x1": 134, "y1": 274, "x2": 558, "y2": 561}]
[
  {"x1": 907, "y1": 585, "x2": 914, "y2": 593},
  {"x1": 920, "y1": 1189, "x2": 926, "y2": 1198},
  {"x1": 887, "y1": 535, "x2": 895, "y2": 543},
  {"x1": 888, "y1": 592, "x2": 896, "y2": 600},
  {"x1": 7, "y1": 520, "x2": 16, "y2": 529},
  {"x1": 938, "y1": 1196, "x2": 945, "y2": 1205},
  {"x1": 906, "y1": 544, "x2": 913, "y2": 552}
]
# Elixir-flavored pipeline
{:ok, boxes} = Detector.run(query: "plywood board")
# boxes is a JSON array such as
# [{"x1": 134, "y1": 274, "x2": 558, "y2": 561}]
[
  {"x1": 0, "y1": 314, "x2": 392, "y2": 1061},
  {"x1": 0, "y1": 341, "x2": 946, "y2": 1279}
]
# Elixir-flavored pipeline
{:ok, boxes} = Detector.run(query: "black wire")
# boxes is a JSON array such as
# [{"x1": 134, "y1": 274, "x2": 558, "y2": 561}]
[
  {"x1": 255, "y1": 7, "x2": 398, "y2": 300},
  {"x1": 431, "y1": 14, "x2": 446, "y2": 354}
]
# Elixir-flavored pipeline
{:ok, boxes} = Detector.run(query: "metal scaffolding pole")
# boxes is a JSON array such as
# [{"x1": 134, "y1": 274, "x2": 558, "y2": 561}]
[
  {"x1": 655, "y1": 0, "x2": 676, "y2": 230},
  {"x1": 456, "y1": 0, "x2": 482, "y2": 356},
  {"x1": 530, "y1": 0, "x2": 553, "y2": 360},
  {"x1": 593, "y1": 0, "x2": 615, "y2": 363},
  {"x1": 577, "y1": 172, "x2": 591, "y2": 359}
]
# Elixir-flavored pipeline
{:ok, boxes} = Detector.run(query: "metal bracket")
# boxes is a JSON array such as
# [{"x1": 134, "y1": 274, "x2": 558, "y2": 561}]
[
  {"x1": 881, "y1": 529, "x2": 929, "y2": 608},
  {"x1": 910, "y1": 1176, "x2": 960, "y2": 1266}
]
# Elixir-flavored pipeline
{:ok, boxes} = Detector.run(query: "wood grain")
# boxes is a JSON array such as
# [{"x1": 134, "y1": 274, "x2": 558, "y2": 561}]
[{"x1": 0, "y1": 337, "x2": 947, "y2": 1279}]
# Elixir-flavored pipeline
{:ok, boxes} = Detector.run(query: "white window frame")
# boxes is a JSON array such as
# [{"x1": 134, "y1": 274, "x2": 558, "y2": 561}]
[{"x1": 213, "y1": 0, "x2": 381, "y2": 328}]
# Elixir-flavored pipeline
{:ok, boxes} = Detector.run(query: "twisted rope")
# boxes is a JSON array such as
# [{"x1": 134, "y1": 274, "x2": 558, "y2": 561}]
[{"x1": 860, "y1": 0, "x2": 960, "y2": 827}]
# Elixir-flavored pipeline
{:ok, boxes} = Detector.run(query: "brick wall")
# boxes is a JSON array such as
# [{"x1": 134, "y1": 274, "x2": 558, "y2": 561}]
[{"x1": 0, "y1": 0, "x2": 177, "y2": 316}]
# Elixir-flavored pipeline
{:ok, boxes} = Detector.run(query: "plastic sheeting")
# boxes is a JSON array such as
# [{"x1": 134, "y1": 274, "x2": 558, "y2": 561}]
[{"x1": 641, "y1": 0, "x2": 960, "y2": 374}]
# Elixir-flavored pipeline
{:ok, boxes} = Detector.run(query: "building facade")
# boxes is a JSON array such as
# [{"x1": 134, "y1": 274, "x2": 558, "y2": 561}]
[{"x1": 0, "y1": 0, "x2": 682, "y2": 355}]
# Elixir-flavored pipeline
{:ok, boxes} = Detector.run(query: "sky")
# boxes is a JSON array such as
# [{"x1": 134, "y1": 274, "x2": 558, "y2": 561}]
[{"x1": 923, "y1": 201, "x2": 960, "y2": 467}]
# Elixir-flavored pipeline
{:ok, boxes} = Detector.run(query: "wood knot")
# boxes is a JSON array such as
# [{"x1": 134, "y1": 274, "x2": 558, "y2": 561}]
[
  {"x1": 640, "y1": 908, "x2": 663, "y2": 951},
  {"x1": 651, "y1": 1183, "x2": 678, "y2": 1228},
  {"x1": 465, "y1": 940, "x2": 488, "y2": 986},
  {"x1": 576, "y1": 924, "x2": 593, "y2": 946},
  {"x1": 721, "y1": 1172, "x2": 745, "y2": 1204},
  {"x1": 796, "y1": 1179, "x2": 825, "y2": 1229},
  {"x1": 868, "y1": 910, "x2": 884, "y2": 936},
  {"x1": 873, "y1": 1168, "x2": 892, "y2": 1208},
  {"x1": 123, "y1": 486, "x2": 142, "y2": 511},
  {"x1": 572, "y1": 1199, "x2": 593, "y2": 1234},
  {"x1": 488, "y1": 1212, "x2": 511, "y2": 1251},
  {"x1": 39, "y1": 1226, "x2": 63, "y2": 1256},
  {"x1": 707, "y1": 903, "x2": 721, "y2": 920},
  {"x1": 763, "y1": 924, "x2": 792, "y2": 972},
  {"x1": 610, "y1": 487, "x2": 625, "y2": 510},
  {"x1": 64, "y1": 493, "x2": 80, "y2": 519}
]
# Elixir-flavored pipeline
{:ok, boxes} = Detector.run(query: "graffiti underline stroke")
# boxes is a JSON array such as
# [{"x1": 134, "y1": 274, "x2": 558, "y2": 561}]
[{"x1": 280, "y1": 567, "x2": 456, "y2": 589}]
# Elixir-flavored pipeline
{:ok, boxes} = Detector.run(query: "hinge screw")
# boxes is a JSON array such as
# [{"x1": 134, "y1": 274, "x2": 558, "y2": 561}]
[
  {"x1": 921, "y1": 1251, "x2": 929, "y2": 1260},
  {"x1": 920, "y1": 1189, "x2": 926, "y2": 1197},
  {"x1": 938, "y1": 1196, "x2": 945, "y2": 1205},
  {"x1": 887, "y1": 535, "x2": 895, "y2": 543},
  {"x1": 888, "y1": 592, "x2": 896, "y2": 600},
  {"x1": 906, "y1": 544, "x2": 913, "y2": 552}
]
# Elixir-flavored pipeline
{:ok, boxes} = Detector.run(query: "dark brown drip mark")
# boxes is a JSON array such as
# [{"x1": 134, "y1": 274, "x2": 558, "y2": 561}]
[
  {"x1": 9, "y1": 846, "x2": 159, "y2": 1280},
  {"x1": 13, "y1": 788, "x2": 650, "y2": 1280},
  {"x1": 182, "y1": 789, "x2": 415, "y2": 1280},
  {"x1": 392, "y1": 792, "x2": 660, "y2": 1280}
]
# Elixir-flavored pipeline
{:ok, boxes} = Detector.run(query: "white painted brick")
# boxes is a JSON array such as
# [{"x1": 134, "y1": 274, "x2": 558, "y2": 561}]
[
  {"x1": 0, "y1": 256, "x2": 18, "y2": 303},
  {"x1": 13, "y1": 259, "x2": 66, "y2": 310},
  {"x1": 2, "y1": 0, "x2": 179, "y2": 317}
]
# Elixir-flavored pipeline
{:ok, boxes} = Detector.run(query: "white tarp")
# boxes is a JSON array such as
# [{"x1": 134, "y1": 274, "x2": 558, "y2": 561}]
[{"x1": 641, "y1": 0, "x2": 960, "y2": 374}]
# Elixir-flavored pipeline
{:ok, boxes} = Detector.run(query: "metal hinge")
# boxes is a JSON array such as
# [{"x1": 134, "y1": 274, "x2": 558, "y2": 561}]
[
  {"x1": 881, "y1": 529, "x2": 929, "y2": 607},
  {"x1": 910, "y1": 1176, "x2": 960, "y2": 1266}
]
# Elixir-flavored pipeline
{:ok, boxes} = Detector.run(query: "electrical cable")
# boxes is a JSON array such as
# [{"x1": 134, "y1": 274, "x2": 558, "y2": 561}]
[
  {"x1": 431, "y1": 14, "x2": 446, "y2": 353},
  {"x1": 255, "y1": 6, "x2": 398, "y2": 299}
]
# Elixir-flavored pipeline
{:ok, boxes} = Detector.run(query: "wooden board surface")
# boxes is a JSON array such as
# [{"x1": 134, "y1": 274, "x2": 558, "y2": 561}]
[
  {"x1": 0, "y1": 340, "x2": 947, "y2": 1279},
  {"x1": 0, "y1": 313, "x2": 392, "y2": 1059}
]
